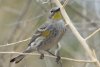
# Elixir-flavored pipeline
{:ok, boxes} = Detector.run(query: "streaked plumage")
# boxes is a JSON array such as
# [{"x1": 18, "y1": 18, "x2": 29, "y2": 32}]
[{"x1": 10, "y1": 7, "x2": 66, "y2": 63}]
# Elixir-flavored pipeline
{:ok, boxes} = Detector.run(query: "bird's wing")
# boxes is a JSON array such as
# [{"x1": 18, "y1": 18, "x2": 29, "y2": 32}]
[{"x1": 28, "y1": 22, "x2": 52, "y2": 46}]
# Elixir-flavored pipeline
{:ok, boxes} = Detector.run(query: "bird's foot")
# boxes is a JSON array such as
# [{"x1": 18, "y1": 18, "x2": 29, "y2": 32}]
[
  {"x1": 40, "y1": 54, "x2": 44, "y2": 59},
  {"x1": 56, "y1": 56, "x2": 61, "y2": 64}
]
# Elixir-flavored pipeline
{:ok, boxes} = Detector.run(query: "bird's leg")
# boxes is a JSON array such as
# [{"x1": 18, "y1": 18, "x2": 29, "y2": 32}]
[
  {"x1": 38, "y1": 49, "x2": 44, "y2": 59},
  {"x1": 40, "y1": 54, "x2": 44, "y2": 59},
  {"x1": 55, "y1": 43, "x2": 61, "y2": 64},
  {"x1": 47, "y1": 50, "x2": 60, "y2": 63},
  {"x1": 56, "y1": 55, "x2": 61, "y2": 63},
  {"x1": 46, "y1": 50, "x2": 55, "y2": 56}
]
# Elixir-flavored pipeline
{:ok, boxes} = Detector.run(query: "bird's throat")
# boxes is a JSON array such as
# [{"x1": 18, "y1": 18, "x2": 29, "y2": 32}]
[{"x1": 52, "y1": 12, "x2": 62, "y2": 20}]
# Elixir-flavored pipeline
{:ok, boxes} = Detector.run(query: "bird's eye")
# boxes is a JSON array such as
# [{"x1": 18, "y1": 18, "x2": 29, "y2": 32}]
[{"x1": 50, "y1": 10, "x2": 53, "y2": 13}]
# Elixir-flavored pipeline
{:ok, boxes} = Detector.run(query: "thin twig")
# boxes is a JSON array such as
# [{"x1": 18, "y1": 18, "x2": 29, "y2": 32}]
[
  {"x1": 54, "y1": 0, "x2": 100, "y2": 67},
  {"x1": 92, "y1": 49, "x2": 97, "y2": 59},
  {"x1": 63, "y1": 0, "x2": 69, "y2": 7},
  {"x1": 0, "y1": 37, "x2": 31, "y2": 48},
  {"x1": 0, "y1": 52, "x2": 96, "y2": 63},
  {"x1": 85, "y1": 28, "x2": 100, "y2": 40}
]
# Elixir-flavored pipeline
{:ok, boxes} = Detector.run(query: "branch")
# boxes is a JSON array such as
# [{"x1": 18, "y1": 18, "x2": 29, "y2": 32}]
[
  {"x1": 54, "y1": 0, "x2": 100, "y2": 67},
  {"x1": 85, "y1": 28, "x2": 100, "y2": 40},
  {"x1": 62, "y1": 0, "x2": 69, "y2": 7},
  {"x1": 0, "y1": 37, "x2": 31, "y2": 48},
  {"x1": 0, "y1": 52, "x2": 96, "y2": 63}
]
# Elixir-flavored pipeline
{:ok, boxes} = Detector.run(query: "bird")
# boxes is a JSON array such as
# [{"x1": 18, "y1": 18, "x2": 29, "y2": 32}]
[{"x1": 10, "y1": 7, "x2": 66, "y2": 64}]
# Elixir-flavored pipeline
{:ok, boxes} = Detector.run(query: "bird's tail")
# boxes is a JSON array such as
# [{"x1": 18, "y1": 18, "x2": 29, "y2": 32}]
[
  {"x1": 10, "y1": 46, "x2": 33, "y2": 63},
  {"x1": 10, "y1": 54, "x2": 25, "y2": 63}
]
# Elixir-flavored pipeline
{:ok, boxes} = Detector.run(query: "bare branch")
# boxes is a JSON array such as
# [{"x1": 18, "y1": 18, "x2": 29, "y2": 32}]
[
  {"x1": 54, "y1": 0, "x2": 100, "y2": 67},
  {"x1": 63, "y1": 0, "x2": 69, "y2": 7},
  {"x1": 0, "y1": 52, "x2": 96, "y2": 63},
  {"x1": 85, "y1": 28, "x2": 100, "y2": 40},
  {"x1": 0, "y1": 37, "x2": 31, "y2": 48}
]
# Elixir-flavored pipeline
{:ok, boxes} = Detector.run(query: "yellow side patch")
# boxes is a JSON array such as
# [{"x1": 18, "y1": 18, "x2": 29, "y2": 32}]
[{"x1": 41, "y1": 30, "x2": 51, "y2": 37}]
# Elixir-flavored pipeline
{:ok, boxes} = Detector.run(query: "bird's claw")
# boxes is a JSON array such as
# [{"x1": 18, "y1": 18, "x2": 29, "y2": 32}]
[
  {"x1": 40, "y1": 54, "x2": 44, "y2": 59},
  {"x1": 56, "y1": 56, "x2": 61, "y2": 64}
]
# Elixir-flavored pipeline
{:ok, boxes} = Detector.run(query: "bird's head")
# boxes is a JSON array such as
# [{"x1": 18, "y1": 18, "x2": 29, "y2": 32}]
[{"x1": 49, "y1": 7, "x2": 62, "y2": 20}]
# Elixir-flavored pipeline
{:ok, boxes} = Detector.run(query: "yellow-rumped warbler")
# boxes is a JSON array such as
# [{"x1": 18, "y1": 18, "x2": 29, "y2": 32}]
[{"x1": 10, "y1": 7, "x2": 66, "y2": 63}]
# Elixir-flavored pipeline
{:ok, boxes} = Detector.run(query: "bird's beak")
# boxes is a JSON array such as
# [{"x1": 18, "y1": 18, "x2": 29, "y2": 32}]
[{"x1": 49, "y1": 12, "x2": 54, "y2": 19}]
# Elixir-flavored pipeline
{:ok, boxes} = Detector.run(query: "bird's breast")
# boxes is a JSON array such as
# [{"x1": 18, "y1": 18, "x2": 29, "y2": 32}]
[{"x1": 38, "y1": 20, "x2": 66, "y2": 50}]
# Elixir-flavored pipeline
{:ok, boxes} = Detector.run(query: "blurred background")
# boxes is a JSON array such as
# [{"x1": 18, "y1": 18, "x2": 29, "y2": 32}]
[{"x1": 0, "y1": 0, "x2": 100, "y2": 67}]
